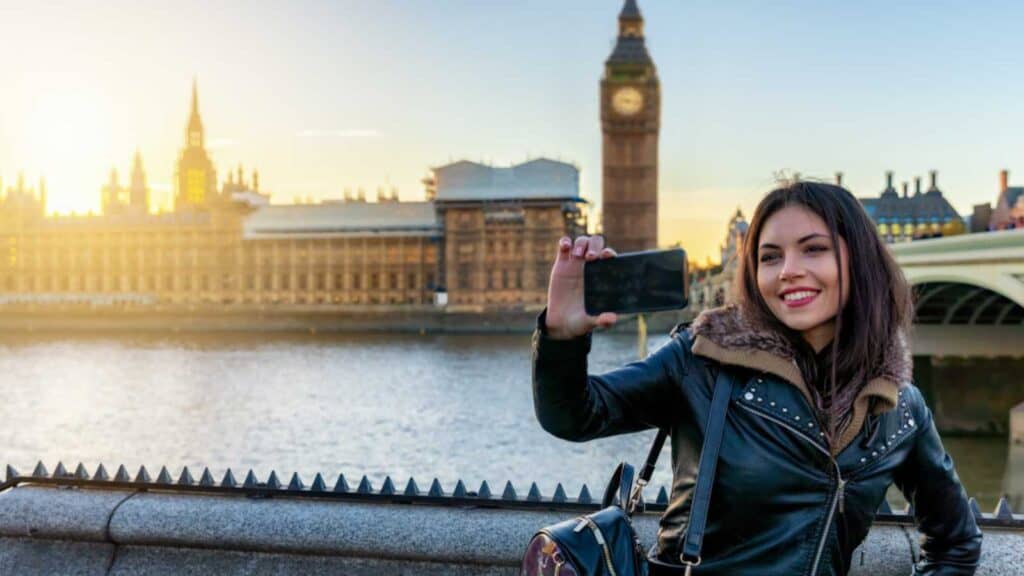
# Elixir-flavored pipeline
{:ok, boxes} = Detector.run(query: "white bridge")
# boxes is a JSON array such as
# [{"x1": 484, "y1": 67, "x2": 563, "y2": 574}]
[{"x1": 892, "y1": 228, "x2": 1024, "y2": 357}]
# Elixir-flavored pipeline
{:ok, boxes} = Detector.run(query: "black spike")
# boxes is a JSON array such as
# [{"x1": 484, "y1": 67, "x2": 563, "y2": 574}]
[
  {"x1": 994, "y1": 497, "x2": 1014, "y2": 520},
  {"x1": 968, "y1": 498, "x2": 982, "y2": 520},
  {"x1": 74, "y1": 463, "x2": 89, "y2": 480},
  {"x1": 199, "y1": 468, "x2": 215, "y2": 487},
  {"x1": 135, "y1": 466, "x2": 152, "y2": 483},
  {"x1": 311, "y1": 473, "x2": 327, "y2": 492},
  {"x1": 527, "y1": 482, "x2": 542, "y2": 502},
  {"x1": 221, "y1": 469, "x2": 238, "y2": 488},
  {"x1": 32, "y1": 461, "x2": 48, "y2": 478},
  {"x1": 288, "y1": 473, "x2": 304, "y2": 491},
  {"x1": 877, "y1": 499, "x2": 893, "y2": 514},
  {"x1": 243, "y1": 470, "x2": 259, "y2": 489},
  {"x1": 177, "y1": 467, "x2": 195, "y2": 486},
  {"x1": 94, "y1": 464, "x2": 110, "y2": 482},
  {"x1": 114, "y1": 465, "x2": 130, "y2": 483},
  {"x1": 453, "y1": 480, "x2": 467, "y2": 498},
  {"x1": 404, "y1": 477, "x2": 420, "y2": 496},
  {"x1": 156, "y1": 466, "x2": 173, "y2": 485},
  {"x1": 656, "y1": 486, "x2": 669, "y2": 505},
  {"x1": 428, "y1": 478, "x2": 444, "y2": 497},
  {"x1": 380, "y1": 476, "x2": 396, "y2": 495},
  {"x1": 266, "y1": 471, "x2": 282, "y2": 490},
  {"x1": 478, "y1": 481, "x2": 492, "y2": 499},
  {"x1": 53, "y1": 462, "x2": 69, "y2": 478},
  {"x1": 552, "y1": 483, "x2": 567, "y2": 503},
  {"x1": 5, "y1": 465, "x2": 19, "y2": 482},
  {"x1": 334, "y1": 474, "x2": 350, "y2": 493},
  {"x1": 357, "y1": 475, "x2": 373, "y2": 494},
  {"x1": 502, "y1": 481, "x2": 517, "y2": 501},
  {"x1": 578, "y1": 484, "x2": 593, "y2": 504}
]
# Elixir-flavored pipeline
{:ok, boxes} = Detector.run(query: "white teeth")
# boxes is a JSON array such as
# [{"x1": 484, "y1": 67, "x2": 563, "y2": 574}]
[{"x1": 783, "y1": 290, "x2": 817, "y2": 302}]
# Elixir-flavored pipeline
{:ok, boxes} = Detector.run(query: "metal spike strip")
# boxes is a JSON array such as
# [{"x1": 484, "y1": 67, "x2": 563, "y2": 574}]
[
  {"x1": 311, "y1": 474, "x2": 327, "y2": 492},
  {"x1": 527, "y1": 483, "x2": 542, "y2": 502},
  {"x1": 156, "y1": 467, "x2": 173, "y2": 485},
  {"x1": 32, "y1": 462, "x2": 48, "y2": 478},
  {"x1": 404, "y1": 478, "x2": 419, "y2": 496},
  {"x1": 334, "y1": 474, "x2": 350, "y2": 493},
  {"x1": 3, "y1": 463, "x2": 1022, "y2": 527},
  {"x1": 552, "y1": 483, "x2": 567, "y2": 503},
  {"x1": 428, "y1": 479, "x2": 443, "y2": 497}
]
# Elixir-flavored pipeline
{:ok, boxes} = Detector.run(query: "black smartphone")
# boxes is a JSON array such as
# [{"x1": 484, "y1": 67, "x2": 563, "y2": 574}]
[{"x1": 584, "y1": 248, "x2": 688, "y2": 315}]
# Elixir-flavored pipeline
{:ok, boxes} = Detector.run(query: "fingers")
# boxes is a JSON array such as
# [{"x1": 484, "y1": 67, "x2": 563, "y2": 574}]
[
  {"x1": 555, "y1": 236, "x2": 572, "y2": 262},
  {"x1": 584, "y1": 235, "x2": 605, "y2": 261},
  {"x1": 572, "y1": 236, "x2": 589, "y2": 259},
  {"x1": 599, "y1": 247, "x2": 617, "y2": 259},
  {"x1": 594, "y1": 312, "x2": 618, "y2": 329}
]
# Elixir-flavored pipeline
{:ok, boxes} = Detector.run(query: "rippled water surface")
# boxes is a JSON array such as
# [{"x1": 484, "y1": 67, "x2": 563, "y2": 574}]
[{"x1": 0, "y1": 332, "x2": 1015, "y2": 509}]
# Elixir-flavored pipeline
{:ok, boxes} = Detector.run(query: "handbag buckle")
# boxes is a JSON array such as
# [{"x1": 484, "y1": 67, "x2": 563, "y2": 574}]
[
  {"x1": 679, "y1": 554, "x2": 701, "y2": 576},
  {"x1": 626, "y1": 478, "x2": 647, "y2": 515}
]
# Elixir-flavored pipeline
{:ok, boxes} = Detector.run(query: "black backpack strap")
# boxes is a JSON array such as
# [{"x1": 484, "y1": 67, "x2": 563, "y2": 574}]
[{"x1": 679, "y1": 369, "x2": 734, "y2": 572}]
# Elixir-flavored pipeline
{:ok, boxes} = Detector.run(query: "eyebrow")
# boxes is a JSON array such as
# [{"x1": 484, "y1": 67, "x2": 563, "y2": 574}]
[{"x1": 759, "y1": 233, "x2": 829, "y2": 250}]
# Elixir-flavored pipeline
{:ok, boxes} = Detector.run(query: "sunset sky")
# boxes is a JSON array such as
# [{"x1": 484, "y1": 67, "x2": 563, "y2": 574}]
[{"x1": 2, "y1": 0, "x2": 1023, "y2": 263}]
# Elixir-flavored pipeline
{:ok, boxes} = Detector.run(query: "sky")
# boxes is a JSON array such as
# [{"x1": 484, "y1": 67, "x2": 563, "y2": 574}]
[{"x1": 1, "y1": 0, "x2": 1023, "y2": 263}]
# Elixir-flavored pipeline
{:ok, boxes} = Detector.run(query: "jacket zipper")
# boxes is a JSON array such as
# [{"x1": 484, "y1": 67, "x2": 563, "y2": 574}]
[
  {"x1": 738, "y1": 404, "x2": 844, "y2": 576},
  {"x1": 574, "y1": 517, "x2": 619, "y2": 576}
]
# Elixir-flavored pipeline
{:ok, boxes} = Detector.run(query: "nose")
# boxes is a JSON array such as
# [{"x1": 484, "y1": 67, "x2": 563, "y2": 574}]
[{"x1": 778, "y1": 255, "x2": 804, "y2": 282}]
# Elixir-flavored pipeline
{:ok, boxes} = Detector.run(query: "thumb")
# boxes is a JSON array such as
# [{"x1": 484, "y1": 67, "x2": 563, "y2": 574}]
[{"x1": 594, "y1": 312, "x2": 618, "y2": 329}]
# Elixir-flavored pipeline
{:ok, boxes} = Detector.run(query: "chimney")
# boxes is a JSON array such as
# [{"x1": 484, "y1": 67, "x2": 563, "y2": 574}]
[
  {"x1": 929, "y1": 170, "x2": 938, "y2": 192},
  {"x1": 902, "y1": 182, "x2": 909, "y2": 198},
  {"x1": 885, "y1": 171, "x2": 894, "y2": 190},
  {"x1": 914, "y1": 177, "x2": 922, "y2": 196},
  {"x1": 1000, "y1": 169, "x2": 1009, "y2": 193},
  {"x1": 835, "y1": 172, "x2": 843, "y2": 187}
]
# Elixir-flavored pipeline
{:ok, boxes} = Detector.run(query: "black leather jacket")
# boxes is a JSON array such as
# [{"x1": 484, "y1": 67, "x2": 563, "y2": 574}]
[{"x1": 532, "y1": 306, "x2": 982, "y2": 575}]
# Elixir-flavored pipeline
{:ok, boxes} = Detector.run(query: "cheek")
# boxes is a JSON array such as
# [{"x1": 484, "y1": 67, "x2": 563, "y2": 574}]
[{"x1": 756, "y1": 268, "x2": 774, "y2": 301}]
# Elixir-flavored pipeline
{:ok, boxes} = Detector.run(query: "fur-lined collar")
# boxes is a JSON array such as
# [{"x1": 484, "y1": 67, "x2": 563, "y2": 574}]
[{"x1": 688, "y1": 304, "x2": 912, "y2": 455}]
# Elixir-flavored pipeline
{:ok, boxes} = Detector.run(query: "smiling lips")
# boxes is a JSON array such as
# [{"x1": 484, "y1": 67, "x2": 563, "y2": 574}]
[{"x1": 780, "y1": 288, "x2": 821, "y2": 308}]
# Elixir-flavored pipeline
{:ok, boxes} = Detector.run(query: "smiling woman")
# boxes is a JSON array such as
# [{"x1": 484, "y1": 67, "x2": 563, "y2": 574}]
[{"x1": 22, "y1": 86, "x2": 114, "y2": 215}]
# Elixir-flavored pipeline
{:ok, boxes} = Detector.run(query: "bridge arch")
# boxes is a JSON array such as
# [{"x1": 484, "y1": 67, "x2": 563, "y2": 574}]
[{"x1": 911, "y1": 281, "x2": 1024, "y2": 325}]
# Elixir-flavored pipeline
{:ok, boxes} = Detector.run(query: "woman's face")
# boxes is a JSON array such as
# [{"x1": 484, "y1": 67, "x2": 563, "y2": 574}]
[{"x1": 756, "y1": 205, "x2": 850, "y2": 351}]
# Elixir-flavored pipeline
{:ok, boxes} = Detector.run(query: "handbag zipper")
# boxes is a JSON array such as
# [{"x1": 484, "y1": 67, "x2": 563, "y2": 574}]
[
  {"x1": 574, "y1": 516, "x2": 620, "y2": 576},
  {"x1": 737, "y1": 404, "x2": 844, "y2": 576}
]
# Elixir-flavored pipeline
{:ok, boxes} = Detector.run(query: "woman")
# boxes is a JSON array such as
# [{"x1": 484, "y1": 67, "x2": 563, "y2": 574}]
[{"x1": 533, "y1": 181, "x2": 982, "y2": 575}]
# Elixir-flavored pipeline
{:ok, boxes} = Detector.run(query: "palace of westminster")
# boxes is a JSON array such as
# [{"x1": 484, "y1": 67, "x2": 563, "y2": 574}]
[{"x1": 1, "y1": 1, "x2": 1019, "y2": 313}]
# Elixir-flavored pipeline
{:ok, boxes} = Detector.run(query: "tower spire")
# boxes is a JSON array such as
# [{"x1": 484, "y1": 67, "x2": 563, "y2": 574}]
[
  {"x1": 187, "y1": 77, "x2": 205, "y2": 148},
  {"x1": 620, "y1": 0, "x2": 642, "y2": 21},
  {"x1": 191, "y1": 77, "x2": 199, "y2": 117}
]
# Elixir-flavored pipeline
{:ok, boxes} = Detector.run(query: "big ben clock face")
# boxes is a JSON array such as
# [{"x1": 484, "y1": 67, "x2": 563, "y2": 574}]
[{"x1": 612, "y1": 87, "x2": 644, "y2": 116}]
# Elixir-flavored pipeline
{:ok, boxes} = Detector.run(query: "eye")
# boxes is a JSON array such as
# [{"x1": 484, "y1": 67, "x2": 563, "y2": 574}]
[
  {"x1": 759, "y1": 252, "x2": 780, "y2": 264},
  {"x1": 805, "y1": 244, "x2": 830, "y2": 254}
]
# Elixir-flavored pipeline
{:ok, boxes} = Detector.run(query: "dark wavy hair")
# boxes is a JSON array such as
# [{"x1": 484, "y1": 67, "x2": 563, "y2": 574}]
[{"x1": 737, "y1": 181, "x2": 913, "y2": 441}]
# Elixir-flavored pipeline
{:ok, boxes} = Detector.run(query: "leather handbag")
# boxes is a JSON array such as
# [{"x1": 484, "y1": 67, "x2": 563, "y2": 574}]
[{"x1": 521, "y1": 371, "x2": 734, "y2": 576}]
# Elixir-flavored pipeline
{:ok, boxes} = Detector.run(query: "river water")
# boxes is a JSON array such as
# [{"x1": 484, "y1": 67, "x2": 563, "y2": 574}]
[{"x1": 0, "y1": 331, "x2": 1017, "y2": 510}]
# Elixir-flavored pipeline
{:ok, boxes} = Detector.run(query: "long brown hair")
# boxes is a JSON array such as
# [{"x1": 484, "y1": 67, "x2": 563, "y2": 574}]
[{"x1": 737, "y1": 181, "x2": 913, "y2": 442}]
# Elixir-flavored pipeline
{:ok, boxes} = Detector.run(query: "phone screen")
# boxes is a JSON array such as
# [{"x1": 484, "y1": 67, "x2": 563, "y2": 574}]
[{"x1": 584, "y1": 248, "x2": 688, "y2": 315}]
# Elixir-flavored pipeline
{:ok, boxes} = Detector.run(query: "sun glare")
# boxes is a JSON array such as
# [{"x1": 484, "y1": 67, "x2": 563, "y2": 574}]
[{"x1": 23, "y1": 89, "x2": 113, "y2": 215}]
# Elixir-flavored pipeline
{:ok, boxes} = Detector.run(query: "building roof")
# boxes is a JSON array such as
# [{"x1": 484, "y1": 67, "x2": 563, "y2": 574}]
[
  {"x1": 860, "y1": 188, "x2": 960, "y2": 223},
  {"x1": 431, "y1": 158, "x2": 581, "y2": 202},
  {"x1": 607, "y1": 36, "x2": 653, "y2": 66},
  {"x1": 620, "y1": 0, "x2": 642, "y2": 20},
  {"x1": 243, "y1": 201, "x2": 440, "y2": 239}
]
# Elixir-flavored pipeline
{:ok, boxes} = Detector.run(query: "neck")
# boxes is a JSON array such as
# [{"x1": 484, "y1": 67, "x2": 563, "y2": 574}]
[{"x1": 801, "y1": 320, "x2": 835, "y2": 353}]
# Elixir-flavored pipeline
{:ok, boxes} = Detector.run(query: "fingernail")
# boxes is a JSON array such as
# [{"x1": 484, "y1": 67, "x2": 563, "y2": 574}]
[{"x1": 573, "y1": 247, "x2": 584, "y2": 257}]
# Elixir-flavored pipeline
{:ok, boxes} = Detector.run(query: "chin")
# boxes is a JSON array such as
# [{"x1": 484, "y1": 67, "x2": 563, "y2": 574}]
[{"x1": 770, "y1": 306, "x2": 831, "y2": 333}]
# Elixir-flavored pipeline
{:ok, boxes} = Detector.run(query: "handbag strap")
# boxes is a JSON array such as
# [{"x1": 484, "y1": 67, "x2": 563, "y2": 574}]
[{"x1": 679, "y1": 369, "x2": 734, "y2": 568}]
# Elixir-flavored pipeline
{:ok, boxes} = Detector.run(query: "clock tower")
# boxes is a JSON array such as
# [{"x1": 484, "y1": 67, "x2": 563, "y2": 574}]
[{"x1": 601, "y1": 0, "x2": 660, "y2": 252}]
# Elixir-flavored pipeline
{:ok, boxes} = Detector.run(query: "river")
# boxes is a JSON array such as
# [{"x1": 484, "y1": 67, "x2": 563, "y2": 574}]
[{"x1": 0, "y1": 331, "x2": 1017, "y2": 511}]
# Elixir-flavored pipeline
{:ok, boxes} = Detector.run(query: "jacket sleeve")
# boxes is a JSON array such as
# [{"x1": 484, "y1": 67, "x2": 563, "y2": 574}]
[
  {"x1": 532, "y1": 309, "x2": 690, "y2": 442},
  {"x1": 893, "y1": 387, "x2": 982, "y2": 576}
]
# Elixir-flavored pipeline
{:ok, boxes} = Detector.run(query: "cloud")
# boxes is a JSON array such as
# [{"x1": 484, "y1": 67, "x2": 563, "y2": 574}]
[{"x1": 297, "y1": 129, "x2": 381, "y2": 138}]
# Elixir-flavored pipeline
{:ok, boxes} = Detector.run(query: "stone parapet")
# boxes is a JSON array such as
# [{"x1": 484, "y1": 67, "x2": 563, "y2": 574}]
[{"x1": 1, "y1": 486, "x2": 1022, "y2": 575}]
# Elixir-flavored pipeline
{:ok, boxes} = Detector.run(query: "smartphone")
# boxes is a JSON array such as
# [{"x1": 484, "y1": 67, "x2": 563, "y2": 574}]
[{"x1": 584, "y1": 248, "x2": 688, "y2": 315}]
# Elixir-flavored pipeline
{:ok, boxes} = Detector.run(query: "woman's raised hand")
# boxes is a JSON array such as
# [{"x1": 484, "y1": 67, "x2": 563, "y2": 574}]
[{"x1": 545, "y1": 235, "x2": 618, "y2": 340}]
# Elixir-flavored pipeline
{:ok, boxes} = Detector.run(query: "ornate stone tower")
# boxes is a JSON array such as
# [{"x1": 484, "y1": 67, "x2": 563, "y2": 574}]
[
  {"x1": 175, "y1": 79, "x2": 218, "y2": 211},
  {"x1": 600, "y1": 0, "x2": 660, "y2": 252}
]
